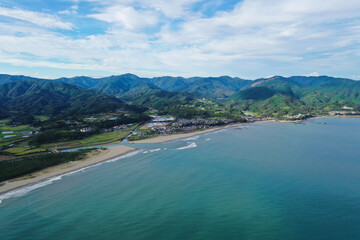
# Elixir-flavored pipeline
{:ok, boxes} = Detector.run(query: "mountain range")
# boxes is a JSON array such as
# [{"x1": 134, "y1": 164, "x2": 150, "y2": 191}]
[{"x1": 0, "y1": 73, "x2": 359, "y2": 119}]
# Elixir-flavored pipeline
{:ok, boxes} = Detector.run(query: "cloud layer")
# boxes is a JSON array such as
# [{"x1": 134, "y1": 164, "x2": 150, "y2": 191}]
[{"x1": 0, "y1": 0, "x2": 359, "y2": 79}]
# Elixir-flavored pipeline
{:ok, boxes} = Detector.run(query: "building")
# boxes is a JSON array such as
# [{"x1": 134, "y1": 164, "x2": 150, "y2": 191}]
[{"x1": 80, "y1": 127, "x2": 94, "y2": 133}]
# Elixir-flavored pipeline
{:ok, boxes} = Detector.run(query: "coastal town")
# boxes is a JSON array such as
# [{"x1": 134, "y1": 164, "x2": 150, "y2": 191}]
[{"x1": 128, "y1": 115, "x2": 272, "y2": 141}]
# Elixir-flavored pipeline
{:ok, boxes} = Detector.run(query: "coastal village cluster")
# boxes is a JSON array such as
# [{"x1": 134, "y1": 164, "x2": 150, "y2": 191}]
[{"x1": 129, "y1": 115, "x2": 271, "y2": 140}]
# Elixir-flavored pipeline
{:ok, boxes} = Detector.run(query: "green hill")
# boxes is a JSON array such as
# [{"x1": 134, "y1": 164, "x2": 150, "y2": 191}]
[
  {"x1": 55, "y1": 76, "x2": 103, "y2": 89},
  {"x1": 90, "y1": 74, "x2": 198, "y2": 114},
  {"x1": 0, "y1": 74, "x2": 40, "y2": 85},
  {"x1": 145, "y1": 76, "x2": 190, "y2": 92},
  {"x1": 230, "y1": 87, "x2": 277, "y2": 101},
  {"x1": 229, "y1": 76, "x2": 360, "y2": 117},
  {"x1": 184, "y1": 76, "x2": 251, "y2": 98},
  {"x1": 0, "y1": 80, "x2": 141, "y2": 117},
  {"x1": 92, "y1": 74, "x2": 152, "y2": 97}
]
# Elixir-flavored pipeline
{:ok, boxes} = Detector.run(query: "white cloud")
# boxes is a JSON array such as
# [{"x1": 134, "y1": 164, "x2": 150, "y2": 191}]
[
  {"x1": 90, "y1": 5, "x2": 158, "y2": 29},
  {"x1": 155, "y1": 0, "x2": 360, "y2": 61},
  {"x1": 1, "y1": 0, "x2": 360, "y2": 78},
  {"x1": 59, "y1": 5, "x2": 78, "y2": 15},
  {"x1": 84, "y1": 0, "x2": 202, "y2": 18},
  {"x1": 0, "y1": 6, "x2": 73, "y2": 29}
]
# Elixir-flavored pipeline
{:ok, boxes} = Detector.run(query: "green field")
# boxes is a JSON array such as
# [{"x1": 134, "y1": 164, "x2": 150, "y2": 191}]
[
  {"x1": 0, "y1": 125, "x2": 33, "y2": 132},
  {"x1": 4, "y1": 147, "x2": 47, "y2": 156},
  {"x1": 34, "y1": 115, "x2": 50, "y2": 121},
  {"x1": 0, "y1": 123, "x2": 138, "y2": 159},
  {"x1": 42, "y1": 125, "x2": 138, "y2": 149},
  {"x1": 0, "y1": 119, "x2": 9, "y2": 125},
  {"x1": 0, "y1": 125, "x2": 35, "y2": 147}
]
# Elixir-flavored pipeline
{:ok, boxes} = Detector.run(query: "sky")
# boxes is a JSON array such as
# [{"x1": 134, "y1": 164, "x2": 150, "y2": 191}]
[{"x1": 0, "y1": 0, "x2": 360, "y2": 79}]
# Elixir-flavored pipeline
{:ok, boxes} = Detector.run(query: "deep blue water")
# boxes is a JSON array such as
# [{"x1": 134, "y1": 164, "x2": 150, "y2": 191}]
[{"x1": 1, "y1": 118, "x2": 360, "y2": 240}]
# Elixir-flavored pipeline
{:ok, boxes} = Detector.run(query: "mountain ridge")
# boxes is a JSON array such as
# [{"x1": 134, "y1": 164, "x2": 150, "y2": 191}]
[{"x1": 1, "y1": 73, "x2": 359, "y2": 119}]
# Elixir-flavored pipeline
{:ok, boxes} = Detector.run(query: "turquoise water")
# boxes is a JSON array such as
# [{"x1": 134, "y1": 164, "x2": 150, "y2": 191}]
[{"x1": 1, "y1": 118, "x2": 360, "y2": 240}]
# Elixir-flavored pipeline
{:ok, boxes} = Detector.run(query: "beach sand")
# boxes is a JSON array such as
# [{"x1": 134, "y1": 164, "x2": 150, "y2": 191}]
[
  {"x1": 0, "y1": 145, "x2": 137, "y2": 195},
  {"x1": 129, "y1": 122, "x2": 252, "y2": 144}
]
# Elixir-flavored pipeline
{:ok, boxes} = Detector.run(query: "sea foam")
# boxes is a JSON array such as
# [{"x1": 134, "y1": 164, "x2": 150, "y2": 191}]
[
  {"x1": 0, "y1": 176, "x2": 62, "y2": 205},
  {"x1": 183, "y1": 136, "x2": 199, "y2": 141},
  {"x1": 149, "y1": 148, "x2": 162, "y2": 153},
  {"x1": 176, "y1": 142, "x2": 197, "y2": 150}
]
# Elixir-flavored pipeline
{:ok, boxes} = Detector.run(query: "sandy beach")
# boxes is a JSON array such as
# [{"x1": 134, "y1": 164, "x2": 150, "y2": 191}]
[
  {"x1": 129, "y1": 122, "x2": 255, "y2": 144},
  {"x1": 0, "y1": 145, "x2": 137, "y2": 195}
]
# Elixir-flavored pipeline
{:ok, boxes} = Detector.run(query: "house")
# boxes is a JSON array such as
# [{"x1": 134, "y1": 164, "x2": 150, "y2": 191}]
[
  {"x1": 80, "y1": 127, "x2": 94, "y2": 133},
  {"x1": 85, "y1": 117, "x2": 98, "y2": 121},
  {"x1": 19, "y1": 131, "x2": 32, "y2": 136}
]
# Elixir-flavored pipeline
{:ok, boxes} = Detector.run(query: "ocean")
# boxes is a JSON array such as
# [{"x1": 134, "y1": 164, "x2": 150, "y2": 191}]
[{"x1": 1, "y1": 118, "x2": 360, "y2": 240}]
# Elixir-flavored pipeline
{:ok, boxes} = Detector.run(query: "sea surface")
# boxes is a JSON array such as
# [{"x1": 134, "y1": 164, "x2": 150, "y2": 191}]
[{"x1": 1, "y1": 118, "x2": 360, "y2": 240}]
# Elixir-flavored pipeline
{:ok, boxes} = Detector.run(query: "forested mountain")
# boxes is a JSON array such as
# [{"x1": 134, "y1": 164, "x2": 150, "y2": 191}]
[
  {"x1": 0, "y1": 74, "x2": 40, "y2": 85},
  {"x1": 144, "y1": 76, "x2": 189, "y2": 92},
  {"x1": 185, "y1": 76, "x2": 251, "y2": 98},
  {"x1": 89, "y1": 74, "x2": 198, "y2": 113},
  {"x1": 0, "y1": 73, "x2": 359, "y2": 119},
  {"x1": 0, "y1": 80, "x2": 143, "y2": 117},
  {"x1": 55, "y1": 76, "x2": 102, "y2": 89},
  {"x1": 92, "y1": 74, "x2": 154, "y2": 97},
  {"x1": 244, "y1": 75, "x2": 360, "y2": 103},
  {"x1": 229, "y1": 75, "x2": 360, "y2": 116}
]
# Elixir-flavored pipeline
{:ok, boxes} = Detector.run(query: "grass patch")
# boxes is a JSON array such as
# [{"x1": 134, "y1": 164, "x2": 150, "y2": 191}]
[
  {"x1": 0, "y1": 125, "x2": 33, "y2": 132},
  {"x1": 34, "y1": 115, "x2": 50, "y2": 121},
  {"x1": 0, "y1": 119, "x2": 10, "y2": 125},
  {"x1": 42, "y1": 130, "x2": 132, "y2": 149},
  {"x1": 0, "y1": 125, "x2": 35, "y2": 147},
  {"x1": 0, "y1": 137, "x2": 26, "y2": 147},
  {"x1": 4, "y1": 147, "x2": 47, "y2": 156}
]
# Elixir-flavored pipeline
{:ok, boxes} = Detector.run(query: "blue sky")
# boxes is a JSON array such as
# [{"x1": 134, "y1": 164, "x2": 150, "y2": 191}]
[{"x1": 0, "y1": 0, "x2": 360, "y2": 79}]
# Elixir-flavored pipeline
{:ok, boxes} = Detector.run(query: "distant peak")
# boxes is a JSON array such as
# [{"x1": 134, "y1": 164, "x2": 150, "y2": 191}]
[
  {"x1": 121, "y1": 73, "x2": 139, "y2": 78},
  {"x1": 268, "y1": 75, "x2": 285, "y2": 80}
]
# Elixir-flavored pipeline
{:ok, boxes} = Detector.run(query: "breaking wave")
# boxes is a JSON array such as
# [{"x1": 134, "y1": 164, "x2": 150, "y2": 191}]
[
  {"x1": 149, "y1": 148, "x2": 162, "y2": 153},
  {"x1": 183, "y1": 136, "x2": 199, "y2": 141},
  {"x1": 176, "y1": 142, "x2": 197, "y2": 150}
]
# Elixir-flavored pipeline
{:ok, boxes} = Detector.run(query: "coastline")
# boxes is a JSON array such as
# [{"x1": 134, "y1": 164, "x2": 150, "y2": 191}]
[
  {"x1": 129, "y1": 115, "x2": 360, "y2": 144},
  {"x1": 0, "y1": 145, "x2": 137, "y2": 195},
  {"x1": 129, "y1": 120, "x2": 275, "y2": 144}
]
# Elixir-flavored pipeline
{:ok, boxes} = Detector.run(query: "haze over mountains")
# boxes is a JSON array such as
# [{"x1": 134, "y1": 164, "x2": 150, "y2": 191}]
[{"x1": 0, "y1": 73, "x2": 359, "y2": 119}]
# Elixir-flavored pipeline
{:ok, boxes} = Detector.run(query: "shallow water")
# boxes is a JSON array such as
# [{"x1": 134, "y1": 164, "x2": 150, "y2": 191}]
[{"x1": 1, "y1": 118, "x2": 360, "y2": 240}]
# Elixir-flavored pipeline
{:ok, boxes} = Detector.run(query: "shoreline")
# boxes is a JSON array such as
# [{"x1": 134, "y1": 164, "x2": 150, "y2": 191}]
[
  {"x1": 0, "y1": 145, "x2": 137, "y2": 195},
  {"x1": 129, "y1": 120, "x2": 275, "y2": 144},
  {"x1": 129, "y1": 115, "x2": 360, "y2": 144}
]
